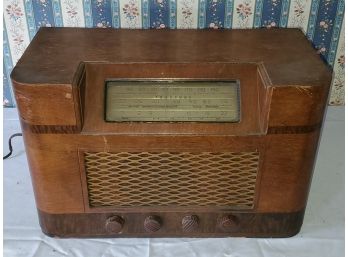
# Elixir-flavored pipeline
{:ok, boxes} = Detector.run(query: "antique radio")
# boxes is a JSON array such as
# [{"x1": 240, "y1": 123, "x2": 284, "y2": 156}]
[{"x1": 11, "y1": 28, "x2": 332, "y2": 238}]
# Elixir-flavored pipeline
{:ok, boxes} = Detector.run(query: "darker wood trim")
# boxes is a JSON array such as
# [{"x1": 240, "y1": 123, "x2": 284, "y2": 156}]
[
  {"x1": 38, "y1": 209, "x2": 305, "y2": 238},
  {"x1": 21, "y1": 122, "x2": 80, "y2": 134},
  {"x1": 21, "y1": 121, "x2": 321, "y2": 135},
  {"x1": 267, "y1": 123, "x2": 321, "y2": 134}
]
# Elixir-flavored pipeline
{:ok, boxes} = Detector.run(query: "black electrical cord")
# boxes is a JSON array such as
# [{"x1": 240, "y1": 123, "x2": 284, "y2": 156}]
[{"x1": 3, "y1": 133, "x2": 23, "y2": 160}]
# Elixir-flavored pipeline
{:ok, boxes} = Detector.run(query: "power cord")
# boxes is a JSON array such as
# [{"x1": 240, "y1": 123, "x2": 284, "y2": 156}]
[{"x1": 3, "y1": 133, "x2": 23, "y2": 160}]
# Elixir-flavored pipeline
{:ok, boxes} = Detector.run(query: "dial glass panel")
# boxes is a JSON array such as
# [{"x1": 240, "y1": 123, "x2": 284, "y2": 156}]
[{"x1": 105, "y1": 80, "x2": 240, "y2": 122}]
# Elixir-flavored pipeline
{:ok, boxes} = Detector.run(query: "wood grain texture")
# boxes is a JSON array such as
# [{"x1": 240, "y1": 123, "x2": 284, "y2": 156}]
[
  {"x1": 268, "y1": 124, "x2": 322, "y2": 134},
  {"x1": 38, "y1": 209, "x2": 305, "y2": 238},
  {"x1": 21, "y1": 122, "x2": 321, "y2": 135},
  {"x1": 11, "y1": 28, "x2": 332, "y2": 88},
  {"x1": 82, "y1": 63, "x2": 264, "y2": 135},
  {"x1": 20, "y1": 125, "x2": 320, "y2": 214},
  {"x1": 13, "y1": 82, "x2": 76, "y2": 126},
  {"x1": 12, "y1": 28, "x2": 331, "y2": 237},
  {"x1": 21, "y1": 123, "x2": 80, "y2": 134},
  {"x1": 268, "y1": 86, "x2": 330, "y2": 127}
]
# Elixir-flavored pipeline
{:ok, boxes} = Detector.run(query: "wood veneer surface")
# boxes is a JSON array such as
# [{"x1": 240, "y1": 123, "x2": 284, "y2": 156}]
[
  {"x1": 11, "y1": 28, "x2": 332, "y2": 237},
  {"x1": 11, "y1": 28, "x2": 331, "y2": 87}
]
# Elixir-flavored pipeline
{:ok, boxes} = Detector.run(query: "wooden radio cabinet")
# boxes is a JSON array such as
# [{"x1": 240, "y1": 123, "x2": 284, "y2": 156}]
[{"x1": 11, "y1": 28, "x2": 332, "y2": 238}]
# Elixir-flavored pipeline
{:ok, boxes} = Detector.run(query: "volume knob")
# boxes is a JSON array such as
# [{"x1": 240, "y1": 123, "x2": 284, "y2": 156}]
[
  {"x1": 182, "y1": 215, "x2": 199, "y2": 232},
  {"x1": 219, "y1": 215, "x2": 239, "y2": 231},
  {"x1": 144, "y1": 215, "x2": 162, "y2": 232},
  {"x1": 105, "y1": 215, "x2": 124, "y2": 233}
]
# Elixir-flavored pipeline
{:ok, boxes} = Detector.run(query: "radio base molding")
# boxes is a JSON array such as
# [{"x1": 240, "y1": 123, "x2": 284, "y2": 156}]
[{"x1": 38, "y1": 209, "x2": 305, "y2": 238}]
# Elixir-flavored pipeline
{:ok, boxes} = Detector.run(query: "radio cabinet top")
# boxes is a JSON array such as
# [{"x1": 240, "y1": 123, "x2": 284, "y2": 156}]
[
  {"x1": 12, "y1": 28, "x2": 331, "y2": 86},
  {"x1": 11, "y1": 28, "x2": 332, "y2": 135}
]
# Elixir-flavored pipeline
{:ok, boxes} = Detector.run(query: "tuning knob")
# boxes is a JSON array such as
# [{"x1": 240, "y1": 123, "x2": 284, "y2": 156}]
[
  {"x1": 219, "y1": 215, "x2": 239, "y2": 231},
  {"x1": 144, "y1": 215, "x2": 162, "y2": 232},
  {"x1": 182, "y1": 215, "x2": 199, "y2": 232},
  {"x1": 105, "y1": 215, "x2": 124, "y2": 233}
]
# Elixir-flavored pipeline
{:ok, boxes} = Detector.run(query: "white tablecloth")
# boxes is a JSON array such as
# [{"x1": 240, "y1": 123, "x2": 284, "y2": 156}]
[{"x1": 3, "y1": 107, "x2": 344, "y2": 257}]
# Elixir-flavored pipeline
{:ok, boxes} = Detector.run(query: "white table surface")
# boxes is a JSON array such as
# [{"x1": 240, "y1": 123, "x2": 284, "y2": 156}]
[{"x1": 3, "y1": 107, "x2": 344, "y2": 257}]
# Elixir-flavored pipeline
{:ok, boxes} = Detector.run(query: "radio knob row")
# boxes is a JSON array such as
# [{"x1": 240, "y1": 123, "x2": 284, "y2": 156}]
[{"x1": 105, "y1": 214, "x2": 238, "y2": 233}]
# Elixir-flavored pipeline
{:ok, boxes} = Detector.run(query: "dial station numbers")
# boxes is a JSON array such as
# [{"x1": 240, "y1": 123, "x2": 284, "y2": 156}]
[{"x1": 105, "y1": 81, "x2": 240, "y2": 122}]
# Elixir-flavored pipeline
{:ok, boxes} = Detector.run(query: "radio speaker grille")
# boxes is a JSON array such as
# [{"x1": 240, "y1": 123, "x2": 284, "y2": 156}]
[{"x1": 84, "y1": 151, "x2": 259, "y2": 209}]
